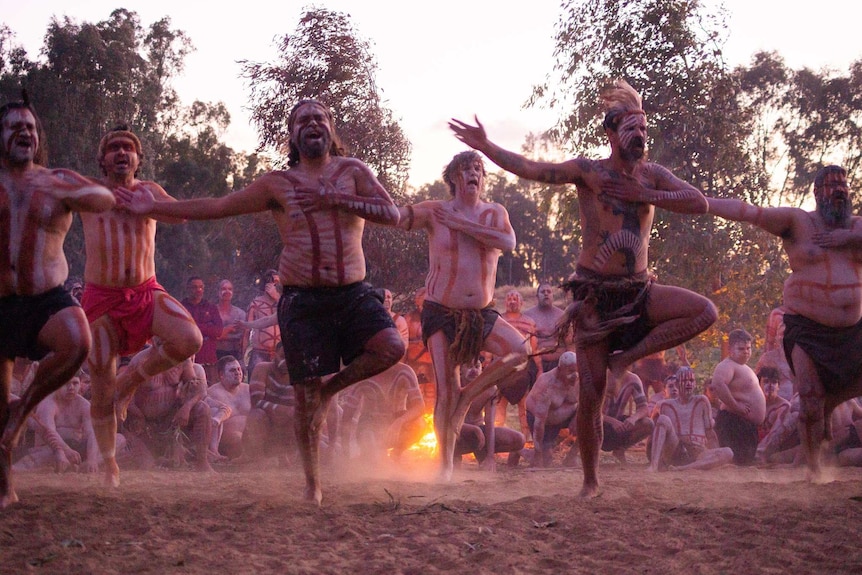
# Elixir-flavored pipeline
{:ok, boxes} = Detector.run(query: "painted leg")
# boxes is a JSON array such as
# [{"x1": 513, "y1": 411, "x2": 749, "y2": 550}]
[
  {"x1": 575, "y1": 344, "x2": 609, "y2": 498},
  {"x1": 608, "y1": 289, "x2": 716, "y2": 375}
]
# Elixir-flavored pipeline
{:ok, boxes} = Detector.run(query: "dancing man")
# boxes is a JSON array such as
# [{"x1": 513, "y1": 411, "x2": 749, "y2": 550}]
[{"x1": 450, "y1": 79, "x2": 717, "y2": 496}]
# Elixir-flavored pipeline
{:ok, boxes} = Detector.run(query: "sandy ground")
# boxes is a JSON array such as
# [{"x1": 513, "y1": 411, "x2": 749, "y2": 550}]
[{"x1": 3, "y1": 447, "x2": 862, "y2": 575}]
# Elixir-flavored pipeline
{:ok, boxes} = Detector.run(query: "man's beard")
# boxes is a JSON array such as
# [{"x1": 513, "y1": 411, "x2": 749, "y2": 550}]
[
  {"x1": 298, "y1": 131, "x2": 331, "y2": 159},
  {"x1": 818, "y1": 195, "x2": 852, "y2": 227},
  {"x1": 620, "y1": 138, "x2": 645, "y2": 161}
]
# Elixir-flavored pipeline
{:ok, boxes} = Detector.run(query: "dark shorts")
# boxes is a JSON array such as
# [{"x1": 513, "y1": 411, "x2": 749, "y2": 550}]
[
  {"x1": 0, "y1": 286, "x2": 80, "y2": 361},
  {"x1": 715, "y1": 409, "x2": 758, "y2": 465},
  {"x1": 527, "y1": 410, "x2": 575, "y2": 450},
  {"x1": 278, "y1": 282, "x2": 395, "y2": 383},
  {"x1": 498, "y1": 360, "x2": 539, "y2": 404},
  {"x1": 783, "y1": 313, "x2": 862, "y2": 395},
  {"x1": 563, "y1": 266, "x2": 653, "y2": 353}
]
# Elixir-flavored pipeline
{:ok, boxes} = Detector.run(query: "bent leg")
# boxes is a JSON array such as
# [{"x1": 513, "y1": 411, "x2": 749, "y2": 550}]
[
  {"x1": 321, "y1": 328, "x2": 404, "y2": 399},
  {"x1": 3, "y1": 308, "x2": 91, "y2": 448},
  {"x1": 647, "y1": 414, "x2": 677, "y2": 472},
  {"x1": 608, "y1": 285, "x2": 716, "y2": 374},
  {"x1": 116, "y1": 292, "x2": 202, "y2": 420}
]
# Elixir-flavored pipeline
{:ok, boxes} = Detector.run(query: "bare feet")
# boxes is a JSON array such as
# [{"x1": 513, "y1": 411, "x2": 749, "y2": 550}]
[
  {"x1": 103, "y1": 457, "x2": 121, "y2": 488},
  {"x1": 578, "y1": 481, "x2": 600, "y2": 499},
  {"x1": 0, "y1": 442, "x2": 19, "y2": 508},
  {"x1": 303, "y1": 484, "x2": 323, "y2": 506}
]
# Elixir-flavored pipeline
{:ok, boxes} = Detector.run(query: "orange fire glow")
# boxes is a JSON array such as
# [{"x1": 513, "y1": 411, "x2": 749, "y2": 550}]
[{"x1": 405, "y1": 413, "x2": 437, "y2": 457}]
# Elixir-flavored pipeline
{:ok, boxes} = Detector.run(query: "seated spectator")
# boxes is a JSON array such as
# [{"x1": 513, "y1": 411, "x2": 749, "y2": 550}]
[
  {"x1": 831, "y1": 398, "x2": 862, "y2": 467},
  {"x1": 454, "y1": 359, "x2": 525, "y2": 470},
  {"x1": 206, "y1": 355, "x2": 251, "y2": 459},
  {"x1": 14, "y1": 374, "x2": 123, "y2": 473},
  {"x1": 340, "y1": 362, "x2": 427, "y2": 464},
  {"x1": 122, "y1": 357, "x2": 213, "y2": 472},
  {"x1": 708, "y1": 328, "x2": 766, "y2": 465},
  {"x1": 524, "y1": 351, "x2": 579, "y2": 468},
  {"x1": 649, "y1": 373, "x2": 680, "y2": 416},
  {"x1": 755, "y1": 367, "x2": 794, "y2": 464},
  {"x1": 648, "y1": 366, "x2": 733, "y2": 471},
  {"x1": 601, "y1": 368, "x2": 654, "y2": 464},
  {"x1": 240, "y1": 345, "x2": 296, "y2": 464}
]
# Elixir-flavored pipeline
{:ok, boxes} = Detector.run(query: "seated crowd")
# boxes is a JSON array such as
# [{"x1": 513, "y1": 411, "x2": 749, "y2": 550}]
[{"x1": 10, "y1": 282, "x2": 862, "y2": 478}]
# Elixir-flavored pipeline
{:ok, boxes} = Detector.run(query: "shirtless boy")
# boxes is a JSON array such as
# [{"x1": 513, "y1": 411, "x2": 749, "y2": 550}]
[{"x1": 708, "y1": 329, "x2": 766, "y2": 465}]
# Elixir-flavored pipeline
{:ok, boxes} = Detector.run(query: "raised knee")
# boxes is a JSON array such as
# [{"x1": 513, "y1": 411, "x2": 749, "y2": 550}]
[{"x1": 702, "y1": 300, "x2": 718, "y2": 326}]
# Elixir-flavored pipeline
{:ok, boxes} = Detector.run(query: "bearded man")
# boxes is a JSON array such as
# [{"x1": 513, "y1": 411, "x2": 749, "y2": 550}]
[
  {"x1": 450, "y1": 79, "x2": 717, "y2": 497},
  {"x1": 119, "y1": 99, "x2": 404, "y2": 505},
  {"x1": 708, "y1": 165, "x2": 862, "y2": 481}
]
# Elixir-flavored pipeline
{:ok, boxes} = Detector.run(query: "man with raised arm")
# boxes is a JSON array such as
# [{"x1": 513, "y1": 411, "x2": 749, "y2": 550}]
[
  {"x1": 80, "y1": 126, "x2": 202, "y2": 488},
  {"x1": 119, "y1": 99, "x2": 404, "y2": 504},
  {"x1": 392, "y1": 150, "x2": 529, "y2": 481},
  {"x1": 707, "y1": 165, "x2": 862, "y2": 480},
  {"x1": 0, "y1": 97, "x2": 115, "y2": 506},
  {"x1": 450, "y1": 79, "x2": 717, "y2": 497}
]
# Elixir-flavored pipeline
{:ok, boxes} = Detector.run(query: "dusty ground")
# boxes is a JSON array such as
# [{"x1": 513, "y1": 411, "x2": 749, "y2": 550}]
[{"x1": 3, "y1": 448, "x2": 862, "y2": 575}]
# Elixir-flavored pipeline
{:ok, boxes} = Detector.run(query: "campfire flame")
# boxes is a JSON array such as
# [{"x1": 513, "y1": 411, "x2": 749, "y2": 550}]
[{"x1": 406, "y1": 413, "x2": 437, "y2": 456}]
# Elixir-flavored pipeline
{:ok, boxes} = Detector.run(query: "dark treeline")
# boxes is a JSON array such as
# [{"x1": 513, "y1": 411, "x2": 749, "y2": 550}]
[{"x1": 2, "y1": 2, "x2": 861, "y2": 361}]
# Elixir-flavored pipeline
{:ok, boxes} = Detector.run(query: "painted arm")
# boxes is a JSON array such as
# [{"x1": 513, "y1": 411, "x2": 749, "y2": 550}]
[
  {"x1": 32, "y1": 402, "x2": 81, "y2": 469},
  {"x1": 812, "y1": 219, "x2": 862, "y2": 249},
  {"x1": 294, "y1": 162, "x2": 399, "y2": 225},
  {"x1": 116, "y1": 172, "x2": 279, "y2": 220},
  {"x1": 51, "y1": 169, "x2": 116, "y2": 213},
  {"x1": 706, "y1": 196, "x2": 798, "y2": 237},
  {"x1": 433, "y1": 203, "x2": 516, "y2": 251},
  {"x1": 601, "y1": 164, "x2": 707, "y2": 214},
  {"x1": 240, "y1": 312, "x2": 279, "y2": 331},
  {"x1": 449, "y1": 116, "x2": 588, "y2": 185},
  {"x1": 143, "y1": 181, "x2": 186, "y2": 224}
]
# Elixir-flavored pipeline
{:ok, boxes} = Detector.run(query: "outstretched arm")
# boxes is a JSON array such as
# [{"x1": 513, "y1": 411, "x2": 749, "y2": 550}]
[
  {"x1": 449, "y1": 116, "x2": 588, "y2": 185},
  {"x1": 117, "y1": 173, "x2": 280, "y2": 220},
  {"x1": 706, "y1": 196, "x2": 797, "y2": 237}
]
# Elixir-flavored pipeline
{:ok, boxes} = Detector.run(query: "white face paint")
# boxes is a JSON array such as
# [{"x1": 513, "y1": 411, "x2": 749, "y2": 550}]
[{"x1": 616, "y1": 112, "x2": 647, "y2": 160}]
